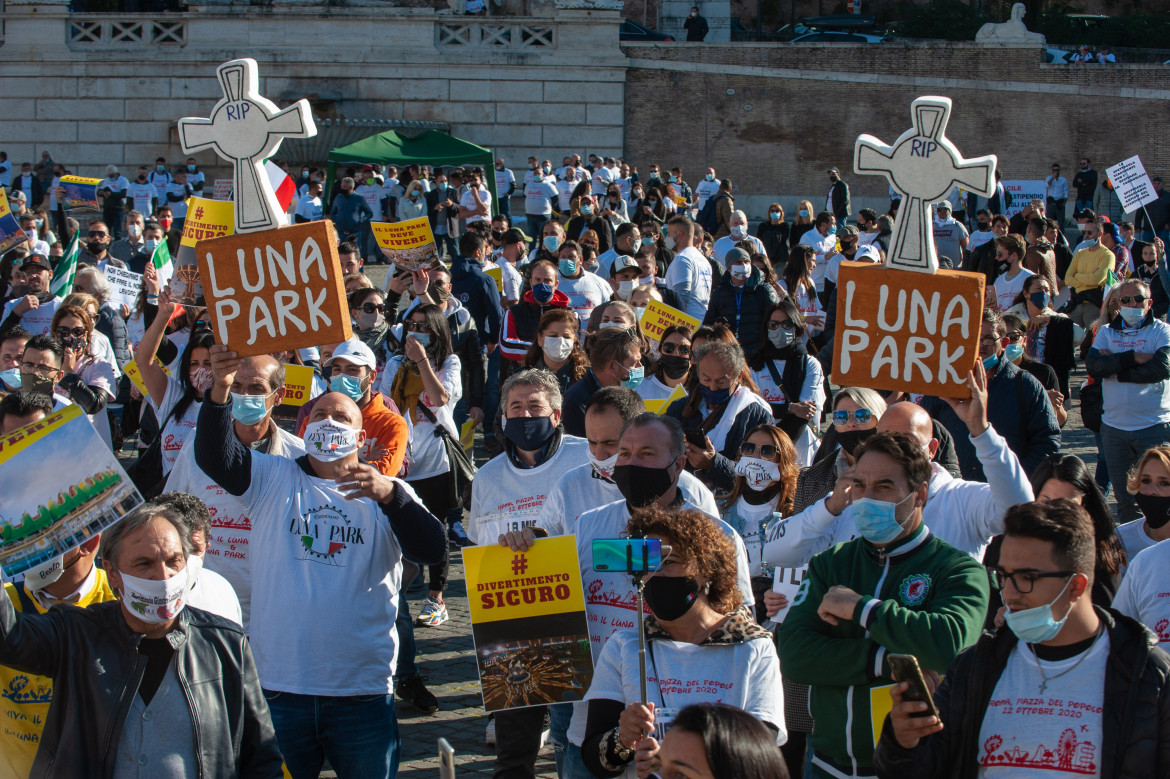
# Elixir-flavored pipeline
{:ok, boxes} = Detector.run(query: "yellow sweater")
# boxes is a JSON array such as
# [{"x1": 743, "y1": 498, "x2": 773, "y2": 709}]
[
  {"x1": 1064, "y1": 243, "x2": 1115, "y2": 292},
  {"x1": 0, "y1": 570, "x2": 117, "y2": 779}
]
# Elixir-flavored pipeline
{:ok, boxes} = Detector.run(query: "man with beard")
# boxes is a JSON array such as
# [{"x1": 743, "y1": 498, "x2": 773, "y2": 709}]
[{"x1": 1, "y1": 255, "x2": 60, "y2": 335}]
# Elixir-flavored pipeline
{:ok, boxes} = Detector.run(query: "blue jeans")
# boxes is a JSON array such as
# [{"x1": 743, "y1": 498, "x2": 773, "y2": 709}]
[
  {"x1": 527, "y1": 215, "x2": 548, "y2": 248},
  {"x1": 263, "y1": 690, "x2": 400, "y2": 779},
  {"x1": 1076, "y1": 198, "x2": 1094, "y2": 215},
  {"x1": 548, "y1": 702, "x2": 592, "y2": 778},
  {"x1": 1102, "y1": 421, "x2": 1170, "y2": 523}
]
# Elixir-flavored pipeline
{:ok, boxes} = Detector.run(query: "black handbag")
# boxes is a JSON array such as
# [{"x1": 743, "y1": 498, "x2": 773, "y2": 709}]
[
  {"x1": 1080, "y1": 380, "x2": 1103, "y2": 433},
  {"x1": 416, "y1": 402, "x2": 477, "y2": 510}
]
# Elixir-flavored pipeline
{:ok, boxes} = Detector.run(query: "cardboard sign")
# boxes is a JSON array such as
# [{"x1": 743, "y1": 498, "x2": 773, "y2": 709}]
[
  {"x1": 767, "y1": 564, "x2": 808, "y2": 626},
  {"x1": 123, "y1": 358, "x2": 171, "y2": 396},
  {"x1": 197, "y1": 220, "x2": 350, "y2": 357},
  {"x1": 1002, "y1": 180, "x2": 1045, "y2": 219},
  {"x1": 0, "y1": 405, "x2": 144, "y2": 577},
  {"x1": 370, "y1": 217, "x2": 440, "y2": 272},
  {"x1": 642, "y1": 383, "x2": 687, "y2": 415},
  {"x1": 59, "y1": 175, "x2": 102, "y2": 210},
  {"x1": 638, "y1": 299, "x2": 700, "y2": 347},
  {"x1": 462, "y1": 536, "x2": 594, "y2": 712},
  {"x1": 1106, "y1": 156, "x2": 1158, "y2": 212},
  {"x1": 213, "y1": 179, "x2": 234, "y2": 201},
  {"x1": 103, "y1": 265, "x2": 143, "y2": 309},
  {"x1": 833, "y1": 263, "x2": 983, "y2": 397},
  {"x1": 279, "y1": 363, "x2": 315, "y2": 407},
  {"x1": 485, "y1": 265, "x2": 504, "y2": 293},
  {"x1": 0, "y1": 191, "x2": 29, "y2": 255}
]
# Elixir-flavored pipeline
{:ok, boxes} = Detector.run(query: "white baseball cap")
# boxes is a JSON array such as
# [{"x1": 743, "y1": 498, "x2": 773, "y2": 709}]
[{"x1": 324, "y1": 339, "x2": 376, "y2": 369}]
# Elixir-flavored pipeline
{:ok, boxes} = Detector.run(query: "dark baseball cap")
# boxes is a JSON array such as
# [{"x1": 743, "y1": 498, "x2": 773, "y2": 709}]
[{"x1": 20, "y1": 254, "x2": 51, "y2": 272}]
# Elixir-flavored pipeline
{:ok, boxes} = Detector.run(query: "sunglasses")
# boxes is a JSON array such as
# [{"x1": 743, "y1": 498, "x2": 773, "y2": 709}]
[
  {"x1": 740, "y1": 441, "x2": 778, "y2": 458},
  {"x1": 404, "y1": 321, "x2": 429, "y2": 333},
  {"x1": 659, "y1": 342, "x2": 691, "y2": 357},
  {"x1": 1120, "y1": 295, "x2": 1148, "y2": 305},
  {"x1": 767, "y1": 320, "x2": 797, "y2": 331},
  {"x1": 354, "y1": 302, "x2": 386, "y2": 315},
  {"x1": 832, "y1": 408, "x2": 874, "y2": 426},
  {"x1": 193, "y1": 319, "x2": 211, "y2": 332},
  {"x1": 87, "y1": 231, "x2": 107, "y2": 239},
  {"x1": 55, "y1": 326, "x2": 86, "y2": 339}
]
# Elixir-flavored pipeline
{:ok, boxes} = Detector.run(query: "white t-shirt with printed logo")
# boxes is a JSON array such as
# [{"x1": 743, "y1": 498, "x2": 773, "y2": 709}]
[
  {"x1": 1115, "y1": 519, "x2": 1158, "y2": 562},
  {"x1": 378, "y1": 354, "x2": 462, "y2": 481},
  {"x1": 461, "y1": 186, "x2": 492, "y2": 225},
  {"x1": 798, "y1": 230, "x2": 835, "y2": 291},
  {"x1": 151, "y1": 375, "x2": 202, "y2": 476},
  {"x1": 128, "y1": 181, "x2": 157, "y2": 215},
  {"x1": 559, "y1": 271, "x2": 615, "y2": 332},
  {"x1": 524, "y1": 178, "x2": 558, "y2": 217},
  {"x1": 995, "y1": 267, "x2": 1035, "y2": 311},
  {"x1": 663, "y1": 246, "x2": 713, "y2": 320},
  {"x1": 1111, "y1": 540, "x2": 1170, "y2": 650},
  {"x1": 976, "y1": 634, "x2": 1107, "y2": 777}
]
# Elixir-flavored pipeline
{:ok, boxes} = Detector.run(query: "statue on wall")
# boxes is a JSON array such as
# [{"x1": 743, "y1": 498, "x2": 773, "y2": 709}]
[{"x1": 975, "y1": 3, "x2": 1045, "y2": 43}]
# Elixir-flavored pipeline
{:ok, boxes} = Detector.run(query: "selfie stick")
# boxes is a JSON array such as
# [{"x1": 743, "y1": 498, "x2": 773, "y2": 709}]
[{"x1": 634, "y1": 572, "x2": 648, "y2": 706}]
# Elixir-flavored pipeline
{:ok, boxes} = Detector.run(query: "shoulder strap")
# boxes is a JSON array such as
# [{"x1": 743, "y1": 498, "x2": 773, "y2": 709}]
[{"x1": 763, "y1": 358, "x2": 784, "y2": 395}]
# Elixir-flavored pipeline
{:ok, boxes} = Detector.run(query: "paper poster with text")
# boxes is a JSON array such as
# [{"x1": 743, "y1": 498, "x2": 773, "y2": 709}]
[
  {"x1": 370, "y1": 218, "x2": 440, "y2": 272},
  {"x1": 177, "y1": 196, "x2": 236, "y2": 271},
  {"x1": 60, "y1": 175, "x2": 102, "y2": 210},
  {"x1": 463, "y1": 536, "x2": 594, "y2": 711},
  {"x1": 639, "y1": 299, "x2": 700, "y2": 349},
  {"x1": 1003, "y1": 180, "x2": 1045, "y2": 219},
  {"x1": 104, "y1": 266, "x2": 143, "y2": 309},
  {"x1": 0, "y1": 191, "x2": 29, "y2": 255},
  {"x1": 0, "y1": 405, "x2": 143, "y2": 577}
]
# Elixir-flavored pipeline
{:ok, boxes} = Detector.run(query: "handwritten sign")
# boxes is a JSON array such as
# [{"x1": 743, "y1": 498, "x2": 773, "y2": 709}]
[
  {"x1": 279, "y1": 363, "x2": 315, "y2": 407},
  {"x1": 462, "y1": 536, "x2": 593, "y2": 711},
  {"x1": 59, "y1": 175, "x2": 102, "y2": 210},
  {"x1": 370, "y1": 217, "x2": 440, "y2": 272},
  {"x1": 213, "y1": 179, "x2": 234, "y2": 201},
  {"x1": 103, "y1": 266, "x2": 143, "y2": 309},
  {"x1": 767, "y1": 564, "x2": 808, "y2": 626},
  {"x1": 638, "y1": 299, "x2": 700, "y2": 347},
  {"x1": 197, "y1": 220, "x2": 351, "y2": 357},
  {"x1": 1106, "y1": 156, "x2": 1159, "y2": 213},
  {"x1": 0, "y1": 191, "x2": 29, "y2": 255}
]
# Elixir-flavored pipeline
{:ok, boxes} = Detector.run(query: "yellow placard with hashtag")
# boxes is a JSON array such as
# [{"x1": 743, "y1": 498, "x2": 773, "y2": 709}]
[{"x1": 462, "y1": 536, "x2": 586, "y2": 624}]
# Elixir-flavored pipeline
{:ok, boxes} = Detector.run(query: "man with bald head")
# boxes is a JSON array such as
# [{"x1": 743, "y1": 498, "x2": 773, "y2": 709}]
[
  {"x1": 196, "y1": 344, "x2": 447, "y2": 778},
  {"x1": 766, "y1": 363, "x2": 1033, "y2": 568},
  {"x1": 167, "y1": 354, "x2": 304, "y2": 627}
]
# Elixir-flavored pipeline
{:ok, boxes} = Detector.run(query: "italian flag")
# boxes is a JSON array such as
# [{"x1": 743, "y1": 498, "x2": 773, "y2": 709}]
[
  {"x1": 151, "y1": 237, "x2": 174, "y2": 289},
  {"x1": 50, "y1": 233, "x2": 80, "y2": 301},
  {"x1": 265, "y1": 160, "x2": 296, "y2": 212}
]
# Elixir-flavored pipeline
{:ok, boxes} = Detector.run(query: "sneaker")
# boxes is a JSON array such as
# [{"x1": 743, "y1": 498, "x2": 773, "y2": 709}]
[
  {"x1": 485, "y1": 717, "x2": 496, "y2": 745},
  {"x1": 396, "y1": 674, "x2": 439, "y2": 713},
  {"x1": 448, "y1": 521, "x2": 472, "y2": 549},
  {"x1": 416, "y1": 596, "x2": 449, "y2": 627}
]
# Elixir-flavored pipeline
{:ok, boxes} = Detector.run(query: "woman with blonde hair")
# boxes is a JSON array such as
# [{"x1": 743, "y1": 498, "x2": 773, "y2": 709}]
[
  {"x1": 1118, "y1": 445, "x2": 1170, "y2": 560},
  {"x1": 397, "y1": 180, "x2": 427, "y2": 221},
  {"x1": 789, "y1": 199, "x2": 816, "y2": 247}
]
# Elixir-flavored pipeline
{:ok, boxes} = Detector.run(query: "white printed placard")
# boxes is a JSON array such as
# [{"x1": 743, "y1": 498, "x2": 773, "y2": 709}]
[
  {"x1": 103, "y1": 266, "x2": 143, "y2": 309},
  {"x1": 1106, "y1": 156, "x2": 1158, "y2": 213}
]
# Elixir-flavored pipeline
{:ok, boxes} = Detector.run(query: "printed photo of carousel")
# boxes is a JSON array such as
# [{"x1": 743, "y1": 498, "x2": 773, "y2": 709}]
[{"x1": 474, "y1": 612, "x2": 593, "y2": 711}]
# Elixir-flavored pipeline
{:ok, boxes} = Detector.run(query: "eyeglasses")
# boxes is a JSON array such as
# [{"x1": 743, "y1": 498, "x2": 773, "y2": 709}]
[
  {"x1": 20, "y1": 361, "x2": 59, "y2": 377},
  {"x1": 979, "y1": 336, "x2": 1004, "y2": 347},
  {"x1": 832, "y1": 408, "x2": 873, "y2": 426},
  {"x1": 988, "y1": 567, "x2": 1074, "y2": 594},
  {"x1": 767, "y1": 320, "x2": 797, "y2": 331},
  {"x1": 659, "y1": 342, "x2": 691, "y2": 357},
  {"x1": 404, "y1": 321, "x2": 429, "y2": 333},
  {"x1": 354, "y1": 302, "x2": 386, "y2": 315},
  {"x1": 1120, "y1": 295, "x2": 1148, "y2": 305},
  {"x1": 55, "y1": 326, "x2": 86, "y2": 339},
  {"x1": 87, "y1": 231, "x2": 107, "y2": 239},
  {"x1": 740, "y1": 441, "x2": 778, "y2": 458}
]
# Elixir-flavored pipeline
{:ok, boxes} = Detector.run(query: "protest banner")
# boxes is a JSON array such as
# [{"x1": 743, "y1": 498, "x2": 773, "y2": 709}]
[
  {"x1": 0, "y1": 405, "x2": 143, "y2": 578},
  {"x1": 638, "y1": 299, "x2": 700, "y2": 348},
  {"x1": 842, "y1": 96, "x2": 994, "y2": 399},
  {"x1": 370, "y1": 218, "x2": 441, "y2": 272},
  {"x1": 103, "y1": 265, "x2": 143, "y2": 309},
  {"x1": 279, "y1": 363, "x2": 315, "y2": 407},
  {"x1": 642, "y1": 383, "x2": 686, "y2": 415},
  {"x1": 213, "y1": 179, "x2": 234, "y2": 201},
  {"x1": 0, "y1": 190, "x2": 29, "y2": 255},
  {"x1": 463, "y1": 536, "x2": 593, "y2": 711},
  {"x1": 1002, "y1": 180, "x2": 1045, "y2": 219},
  {"x1": 767, "y1": 564, "x2": 808, "y2": 626},
  {"x1": 1106, "y1": 156, "x2": 1158, "y2": 213},
  {"x1": 59, "y1": 175, "x2": 102, "y2": 210}
]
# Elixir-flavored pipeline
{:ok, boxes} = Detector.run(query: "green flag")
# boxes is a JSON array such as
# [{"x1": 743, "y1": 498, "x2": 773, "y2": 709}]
[
  {"x1": 50, "y1": 234, "x2": 80, "y2": 301},
  {"x1": 152, "y1": 237, "x2": 173, "y2": 288}
]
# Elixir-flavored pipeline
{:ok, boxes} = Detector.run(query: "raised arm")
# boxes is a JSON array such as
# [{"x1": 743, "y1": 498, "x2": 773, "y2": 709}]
[
  {"x1": 134, "y1": 290, "x2": 179, "y2": 405},
  {"x1": 193, "y1": 344, "x2": 253, "y2": 496}
]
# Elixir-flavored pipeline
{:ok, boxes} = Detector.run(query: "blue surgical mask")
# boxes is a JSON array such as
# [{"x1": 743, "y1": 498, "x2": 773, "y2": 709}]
[
  {"x1": 619, "y1": 365, "x2": 644, "y2": 390},
  {"x1": 543, "y1": 235, "x2": 560, "y2": 253},
  {"x1": 580, "y1": 204, "x2": 593, "y2": 216},
  {"x1": 850, "y1": 492, "x2": 916, "y2": 545},
  {"x1": 559, "y1": 258, "x2": 577, "y2": 277},
  {"x1": 704, "y1": 173, "x2": 714, "y2": 182},
  {"x1": 1029, "y1": 290, "x2": 1051, "y2": 310},
  {"x1": 230, "y1": 391, "x2": 274, "y2": 425},
  {"x1": 532, "y1": 283, "x2": 554, "y2": 303},
  {"x1": 410, "y1": 332, "x2": 431, "y2": 348},
  {"x1": 1003, "y1": 343, "x2": 1024, "y2": 363},
  {"x1": 699, "y1": 384, "x2": 731, "y2": 407},
  {"x1": 329, "y1": 373, "x2": 365, "y2": 401},
  {"x1": 798, "y1": 209, "x2": 809, "y2": 218},
  {"x1": 187, "y1": 164, "x2": 196, "y2": 173},
  {"x1": 982, "y1": 353, "x2": 1000, "y2": 371},
  {"x1": 0, "y1": 367, "x2": 20, "y2": 388},
  {"x1": 1004, "y1": 576, "x2": 1075, "y2": 644}
]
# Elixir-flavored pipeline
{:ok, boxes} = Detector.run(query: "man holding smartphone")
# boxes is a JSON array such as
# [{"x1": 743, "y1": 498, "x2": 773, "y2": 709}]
[{"x1": 876, "y1": 500, "x2": 1170, "y2": 778}]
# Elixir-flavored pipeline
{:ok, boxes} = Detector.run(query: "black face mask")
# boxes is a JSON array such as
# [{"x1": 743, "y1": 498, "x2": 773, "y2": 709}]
[
  {"x1": 978, "y1": 222, "x2": 990, "y2": 231},
  {"x1": 996, "y1": 260, "x2": 1010, "y2": 275},
  {"x1": 643, "y1": 575, "x2": 701, "y2": 621},
  {"x1": 504, "y1": 416, "x2": 557, "y2": 452},
  {"x1": 87, "y1": 241, "x2": 106, "y2": 254},
  {"x1": 837, "y1": 427, "x2": 877, "y2": 457},
  {"x1": 1136, "y1": 492, "x2": 1170, "y2": 529},
  {"x1": 658, "y1": 354, "x2": 690, "y2": 380},
  {"x1": 612, "y1": 463, "x2": 675, "y2": 509}
]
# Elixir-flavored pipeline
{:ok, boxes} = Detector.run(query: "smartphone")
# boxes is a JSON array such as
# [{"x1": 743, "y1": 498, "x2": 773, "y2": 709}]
[
  {"x1": 683, "y1": 428, "x2": 707, "y2": 450},
  {"x1": 592, "y1": 538, "x2": 663, "y2": 573},
  {"x1": 887, "y1": 654, "x2": 939, "y2": 719},
  {"x1": 438, "y1": 737, "x2": 455, "y2": 779}
]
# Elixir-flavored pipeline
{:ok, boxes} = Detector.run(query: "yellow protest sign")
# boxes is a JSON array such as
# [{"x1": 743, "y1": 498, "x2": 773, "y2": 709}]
[
  {"x1": 485, "y1": 266, "x2": 503, "y2": 293},
  {"x1": 643, "y1": 383, "x2": 687, "y2": 415},
  {"x1": 181, "y1": 197, "x2": 236, "y2": 247},
  {"x1": 60, "y1": 175, "x2": 102, "y2": 210},
  {"x1": 870, "y1": 683, "x2": 895, "y2": 746},
  {"x1": 460, "y1": 419, "x2": 476, "y2": 453},
  {"x1": 122, "y1": 359, "x2": 171, "y2": 397},
  {"x1": 370, "y1": 217, "x2": 439, "y2": 272},
  {"x1": 462, "y1": 536, "x2": 594, "y2": 711},
  {"x1": 639, "y1": 299, "x2": 700, "y2": 347},
  {"x1": 280, "y1": 364, "x2": 315, "y2": 407}
]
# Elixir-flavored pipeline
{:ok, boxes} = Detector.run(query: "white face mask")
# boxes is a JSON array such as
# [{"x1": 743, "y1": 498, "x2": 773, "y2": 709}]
[
  {"x1": 730, "y1": 225, "x2": 747, "y2": 239},
  {"x1": 22, "y1": 554, "x2": 67, "y2": 592},
  {"x1": 617, "y1": 279, "x2": 639, "y2": 300},
  {"x1": 734, "y1": 456, "x2": 781, "y2": 490},
  {"x1": 730, "y1": 264, "x2": 750, "y2": 280},
  {"x1": 541, "y1": 335, "x2": 573, "y2": 362},
  {"x1": 663, "y1": 232, "x2": 677, "y2": 251},
  {"x1": 588, "y1": 449, "x2": 620, "y2": 480},
  {"x1": 127, "y1": 224, "x2": 143, "y2": 238},
  {"x1": 302, "y1": 418, "x2": 360, "y2": 462},
  {"x1": 119, "y1": 556, "x2": 201, "y2": 624}
]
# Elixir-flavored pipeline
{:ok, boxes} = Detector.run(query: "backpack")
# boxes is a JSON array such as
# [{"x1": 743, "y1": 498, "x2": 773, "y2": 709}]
[{"x1": 696, "y1": 191, "x2": 728, "y2": 234}]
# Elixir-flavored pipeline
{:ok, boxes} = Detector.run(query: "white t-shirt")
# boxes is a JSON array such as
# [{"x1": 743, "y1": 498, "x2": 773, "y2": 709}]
[
  {"x1": 635, "y1": 374, "x2": 682, "y2": 404},
  {"x1": 295, "y1": 195, "x2": 323, "y2": 222},
  {"x1": 524, "y1": 178, "x2": 558, "y2": 216},
  {"x1": 99, "y1": 175, "x2": 130, "y2": 198},
  {"x1": 995, "y1": 267, "x2": 1035, "y2": 311},
  {"x1": 663, "y1": 246, "x2": 712, "y2": 320},
  {"x1": 461, "y1": 187, "x2": 492, "y2": 224},
  {"x1": 1112, "y1": 540, "x2": 1170, "y2": 650},
  {"x1": 74, "y1": 338, "x2": 120, "y2": 450},
  {"x1": 240, "y1": 452, "x2": 419, "y2": 695},
  {"x1": 1116, "y1": 519, "x2": 1158, "y2": 563},
  {"x1": 187, "y1": 567, "x2": 243, "y2": 626},
  {"x1": 165, "y1": 182, "x2": 192, "y2": 219},
  {"x1": 749, "y1": 356, "x2": 825, "y2": 467},
  {"x1": 559, "y1": 271, "x2": 614, "y2": 331},
  {"x1": 591, "y1": 166, "x2": 616, "y2": 196},
  {"x1": 128, "y1": 182, "x2": 157, "y2": 215},
  {"x1": 798, "y1": 230, "x2": 835, "y2": 291},
  {"x1": 694, "y1": 178, "x2": 720, "y2": 210},
  {"x1": 466, "y1": 435, "x2": 590, "y2": 544},
  {"x1": 556, "y1": 179, "x2": 577, "y2": 212},
  {"x1": 495, "y1": 166, "x2": 516, "y2": 198},
  {"x1": 151, "y1": 375, "x2": 202, "y2": 476},
  {"x1": 1091, "y1": 319, "x2": 1170, "y2": 431},
  {"x1": 976, "y1": 634, "x2": 1108, "y2": 777},
  {"x1": 713, "y1": 234, "x2": 765, "y2": 267},
  {"x1": 165, "y1": 427, "x2": 306, "y2": 629},
  {"x1": 969, "y1": 229, "x2": 996, "y2": 252},
  {"x1": 355, "y1": 183, "x2": 384, "y2": 221},
  {"x1": 500, "y1": 260, "x2": 523, "y2": 303},
  {"x1": 377, "y1": 354, "x2": 461, "y2": 481},
  {"x1": 779, "y1": 280, "x2": 824, "y2": 334},
  {"x1": 2, "y1": 296, "x2": 61, "y2": 336}
]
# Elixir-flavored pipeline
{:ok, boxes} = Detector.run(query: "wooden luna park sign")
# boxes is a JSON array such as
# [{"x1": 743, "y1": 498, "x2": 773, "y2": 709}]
[
  {"x1": 178, "y1": 58, "x2": 351, "y2": 357},
  {"x1": 832, "y1": 96, "x2": 993, "y2": 398}
]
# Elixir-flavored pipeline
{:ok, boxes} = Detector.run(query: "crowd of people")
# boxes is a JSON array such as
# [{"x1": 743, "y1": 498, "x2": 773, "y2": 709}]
[{"x1": 1, "y1": 147, "x2": 1170, "y2": 779}]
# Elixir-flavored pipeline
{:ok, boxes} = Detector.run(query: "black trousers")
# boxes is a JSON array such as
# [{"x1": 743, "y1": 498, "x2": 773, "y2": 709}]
[{"x1": 493, "y1": 704, "x2": 547, "y2": 779}]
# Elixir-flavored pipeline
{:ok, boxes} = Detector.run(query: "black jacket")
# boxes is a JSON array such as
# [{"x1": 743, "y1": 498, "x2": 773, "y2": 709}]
[
  {"x1": 565, "y1": 215, "x2": 614, "y2": 253},
  {"x1": 562, "y1": 369, "x2": 603, "y2": 438},
  {"x1": 668, "y1": 390, "x2": 774, "y2": 491},
  {"x1": 0, "y1": 596, "x2": 283, "y2": 778},
  {"x1": 830, "y1": 179, "x2": 851, "y2": 221},
  {"x1": 755, "y1": 219, "x2": 790, "y2": 271},
  {"x1": 874, "y1": 608, "x2": 1170, "y2": 779},
  {"x1": 683, "y1": 13, "x2": 709, "y2": 40},
  {"x1": 702, "y1": 266, "x2": 780, "y2": 353}
]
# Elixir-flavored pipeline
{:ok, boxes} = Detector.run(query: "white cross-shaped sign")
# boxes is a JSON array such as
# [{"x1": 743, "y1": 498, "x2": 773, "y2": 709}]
[
  {"x1": 854, "y1": 96, "x2": 996, "y2": 274},
  {"x1": 178, "y1": 58, "x2": 316, "y2": 235}
]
